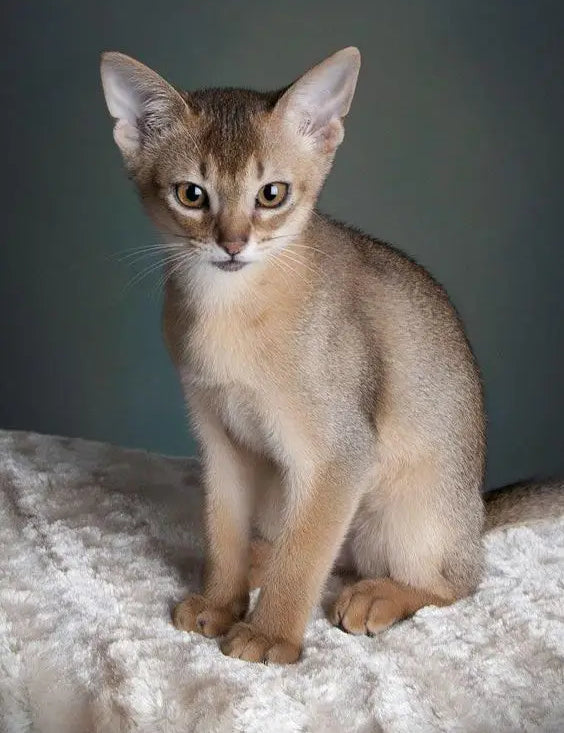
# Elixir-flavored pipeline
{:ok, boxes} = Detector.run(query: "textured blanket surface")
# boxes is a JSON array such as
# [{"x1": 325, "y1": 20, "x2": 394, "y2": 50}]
[{"x1": 0, "y1": 429, "x2": 563, "y2": 733}]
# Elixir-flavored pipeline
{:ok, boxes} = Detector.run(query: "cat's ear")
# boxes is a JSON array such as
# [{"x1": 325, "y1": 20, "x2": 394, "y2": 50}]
[
  {"x1": 274, "y1": 47, "x2": 360, "y2": 153},
  {"x1": 100, "y1": 52, "x2": 188, "y2": 158}
]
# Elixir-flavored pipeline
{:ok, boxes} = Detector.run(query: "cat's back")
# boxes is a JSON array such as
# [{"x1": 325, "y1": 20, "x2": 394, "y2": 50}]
[{"x1": 309, "y1": 214, "x2": 483, "y2": 449}]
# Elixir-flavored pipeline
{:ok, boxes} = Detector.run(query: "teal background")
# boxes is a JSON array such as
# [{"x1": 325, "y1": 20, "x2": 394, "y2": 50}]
[{"x1": 1, "y1": 1, "x2": 563, "y2": 488}]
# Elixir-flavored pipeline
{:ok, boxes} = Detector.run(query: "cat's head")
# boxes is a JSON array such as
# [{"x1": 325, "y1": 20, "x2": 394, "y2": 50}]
[{"x1": 100, "y1": 48, "x2": 360, "y2": 277}]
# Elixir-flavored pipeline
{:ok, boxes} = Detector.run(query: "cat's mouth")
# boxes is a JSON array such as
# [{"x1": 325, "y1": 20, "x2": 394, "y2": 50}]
[{"x1": 212, "y1": 260, "x2": 248, "y2": 272}]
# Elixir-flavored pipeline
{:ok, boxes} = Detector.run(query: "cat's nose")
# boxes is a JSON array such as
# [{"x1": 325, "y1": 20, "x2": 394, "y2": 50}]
[
  {"x1": 215, "y1": 220, "x2": 250, "y2": 256},
  {"x1": 219, "y1": 241, "x2": 246, "y2": 257}
]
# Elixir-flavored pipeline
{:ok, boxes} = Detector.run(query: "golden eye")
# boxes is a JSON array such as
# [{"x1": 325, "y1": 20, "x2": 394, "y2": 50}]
[
  {"x1": 256, "y1": 182, "x2": 289, "y2": 208},
  {"x1": 175, "y1": 182, "x2": 208, "y2": 209}
]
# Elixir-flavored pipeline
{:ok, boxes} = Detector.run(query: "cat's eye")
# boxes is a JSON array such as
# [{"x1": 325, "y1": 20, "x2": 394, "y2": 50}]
[
  {"x1": 256, "y1": 182, "x2": 289, "y2": 209},
  {"x1": 175, "y1": 182, "x2": 208, "y2": 209}
]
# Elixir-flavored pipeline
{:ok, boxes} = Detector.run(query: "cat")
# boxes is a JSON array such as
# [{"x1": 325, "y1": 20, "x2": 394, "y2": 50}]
[{"x1": 100, "y1": 47, "x2": 563, "y2": 664}]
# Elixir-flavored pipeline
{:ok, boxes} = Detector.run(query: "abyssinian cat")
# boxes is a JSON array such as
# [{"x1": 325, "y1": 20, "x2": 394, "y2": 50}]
[{"x1": 100, "y1": 48, "x2": 563, "y2": 664}]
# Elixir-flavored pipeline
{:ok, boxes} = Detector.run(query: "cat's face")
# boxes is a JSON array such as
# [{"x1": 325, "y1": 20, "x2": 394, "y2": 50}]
[
  {"x1": 128, "y1": 89, "x2": 332, "y2": 274},
  {"x1": 101, "y1": 49, "x2": 360, "y2": 279}
]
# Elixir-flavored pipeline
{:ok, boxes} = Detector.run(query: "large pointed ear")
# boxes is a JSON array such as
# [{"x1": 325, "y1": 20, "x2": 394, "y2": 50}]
[
  {"x1": 274, "y1": 47, "x2": 360, "y2": 153},
  {"x1": 100, "y1": 52, "x2": 188, "y2": 158}
]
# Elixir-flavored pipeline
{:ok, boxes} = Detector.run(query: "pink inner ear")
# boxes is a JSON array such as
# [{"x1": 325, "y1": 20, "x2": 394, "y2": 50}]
[
  {"x1": 318, "y1": 119, "x2": 345, "y2": 154},
  {"x1": 113, "y1": 119, "x2": 140, "y2": 154}
]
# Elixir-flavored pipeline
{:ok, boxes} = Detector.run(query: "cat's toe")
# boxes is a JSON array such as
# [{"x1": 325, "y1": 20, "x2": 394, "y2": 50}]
[
  {"x1": 220, "y1": 621, "x2": 301, "y2": 664},
  {"x1": 173, "y1": 594, "x2": 239, "y2": 638},
  {"x1": 331, "y1": 579, "x2": 401, "y2": 635}
]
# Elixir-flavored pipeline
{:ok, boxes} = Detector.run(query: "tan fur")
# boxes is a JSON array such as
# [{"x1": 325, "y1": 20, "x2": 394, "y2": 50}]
[
  {"x1": 101, "y1": 48, "x2": 562, "y2": 665},
  {"x1": 331, "y1": 578, "x2": 453, "y2": 635},
  {"x1": 484, "y1": 480, "x2": 564, "y2": 530},
  {"x1": 248, "y1": 539, "x2": 271, "y2": 590}
]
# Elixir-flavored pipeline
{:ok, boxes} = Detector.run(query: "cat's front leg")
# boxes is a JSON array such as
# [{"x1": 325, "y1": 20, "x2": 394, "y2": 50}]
[
  {"x1": 221, "y1": 462, "x2": 360, "y2": 663},
  {"x1": 173, "y1": 398, "x2": 254, "y2": 638}
]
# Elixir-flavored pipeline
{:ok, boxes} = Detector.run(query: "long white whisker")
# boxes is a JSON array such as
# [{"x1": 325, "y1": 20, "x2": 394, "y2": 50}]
[
  {"x1": 289, "y1": 243, "x2": 331, "y2": 257},
  {"x1": 272, "y1": 252, "x2": 310, "y2": 287},
  {"x1": 267, "y1": 254, "x2": 292, "y2": 290},
  {"x1": 113, "y1": 243, "x2": 185, "y2": 263},
  {"x1": 118, "y1": 243, "x2": 182, "y2": 255},
  {"x1": 157, "y1": 250, "x2": 198, "y2": 289},
  {"x1": 151, "y1": 252, "x2": 196, "y2": 301},
  {"x1": 261, "y1": 233, "x2": 333, "y2": 261},
  {"x1": 122, "y1": 252, "x2": 189, "y2": 293},
  {"x1": 277, "y1": 249, "x2": 320, "y2": 278}
]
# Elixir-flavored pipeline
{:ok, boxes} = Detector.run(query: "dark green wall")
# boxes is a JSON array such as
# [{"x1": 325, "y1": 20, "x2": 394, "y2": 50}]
[{"x1": 1, "y1": 1, "x2": 563, "y2": 488}]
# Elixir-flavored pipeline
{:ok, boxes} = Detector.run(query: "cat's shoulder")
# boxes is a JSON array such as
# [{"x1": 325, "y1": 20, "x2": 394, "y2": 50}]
[{"x1": 312, "y1": 212, "x2": 436, "y2": 284}]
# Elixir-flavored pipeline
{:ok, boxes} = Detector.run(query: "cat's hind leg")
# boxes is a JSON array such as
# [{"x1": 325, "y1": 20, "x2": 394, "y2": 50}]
[
  {"x1": 331, "y1": 577, "x2": 452, "y2": 635},
  {"x1": 331, "y1": 461, "x2": 483, "y2": 635}
]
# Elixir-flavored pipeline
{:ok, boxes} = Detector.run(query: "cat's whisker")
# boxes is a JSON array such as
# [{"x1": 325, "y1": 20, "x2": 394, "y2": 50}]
[
  {"x1": 268, "y1": 257, "x2": 293, "y2": 288},
  {"x1": 117, "y1": 242, "x2": 182, "y2": 254},
  {"x1": 283, "y1": 250, "x2": 322, "y2": 275},
  {"x1": 261, "y1": 234, "x2": 333, "y2": 261},
  {"x1": 123, "y1": 260, "x2": 178, "y2": 294},
  {"x1": 105, "y1": 248, "x2": 165, "y2": 265},
  {"x1": 111, "y1": 242, "x2": 186, "y2": 263},
  {"x1": 163, "y1": 251, "x2": 198, "y2": 282},
  {"x1": 271, "y1": 252, "x2": 310, "y2": 288},
  {"x1": 131, "y1": 250, "x2": 188, "y2": 272},
  {"x1": 260, "y1": 232, "x2": 304, "y2": 244},
  {"x1": 153, "y1": 252, "x2": 195, "y2": 299},
  {"x1": 117, "y1": 248, "x2": 185, "y2": 266},
  {"x1": 277, "y1": 249, "x2": 321, "y2": 279},
  {"x1": 122, "y1": 252, "x2": 190, "y2": 293},
  {"x1": 266, "y1": 254, "x2": 292, "y2": 290},
  {"x1": 308, "y1": 208, "x2": 326, "y2": 223},
  {"x1": 120, "y1": 242, "x2": 184, "y2": 254},
  {"x1": 289, "y1": 243, "x2": 332, "y2": 257}
]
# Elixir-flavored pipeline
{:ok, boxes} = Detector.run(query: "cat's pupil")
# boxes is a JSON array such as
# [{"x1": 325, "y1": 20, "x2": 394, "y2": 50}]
[
  {"x1": 264, "y1": 184, "x2": 278, "y2": 201},
  {"x1": 187, "y1": 184, "x2": 202, "y2": 201}
]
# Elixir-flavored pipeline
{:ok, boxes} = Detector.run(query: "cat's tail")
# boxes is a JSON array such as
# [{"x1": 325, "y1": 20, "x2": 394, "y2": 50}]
[{"x1": 484, "y1": 479, "x2": 564, "y2": 531}]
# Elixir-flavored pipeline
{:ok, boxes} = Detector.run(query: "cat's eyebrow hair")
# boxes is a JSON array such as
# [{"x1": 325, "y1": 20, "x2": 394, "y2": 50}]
[
  {"x1": 199, "y1": 160, "x2": 207, "y2": 179},
  {"x1": 256, "y1": 160, "x2": 264, "y2": 179}
]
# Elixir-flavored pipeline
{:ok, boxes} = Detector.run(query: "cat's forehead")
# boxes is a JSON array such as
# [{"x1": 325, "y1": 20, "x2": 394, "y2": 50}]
[{"x1": 181, "y1": 87, "x2": 282, "y2": 176}]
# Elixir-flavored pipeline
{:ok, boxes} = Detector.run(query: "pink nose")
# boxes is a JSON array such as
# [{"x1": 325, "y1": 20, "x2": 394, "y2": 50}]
[{"x1": 220, "y1": 241, "x2": 245, "y2": 256}]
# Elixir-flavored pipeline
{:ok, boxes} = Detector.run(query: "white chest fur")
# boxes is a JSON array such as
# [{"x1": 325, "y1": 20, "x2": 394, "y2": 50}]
[
  {"x1": 185, "y1": 314, "x2": 284, "y2": 458},
  {"x1": 180, "y1": 296, "x2": 319, "y2": 470},
  {"x1": 215, "y1": 383, "x2": 271, "y2": 453}
]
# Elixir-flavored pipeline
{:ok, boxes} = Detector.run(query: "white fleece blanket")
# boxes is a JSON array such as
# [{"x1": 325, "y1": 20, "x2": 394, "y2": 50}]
[{"x1": 0, "y1": 430, "x2": 563, "y2": 733}]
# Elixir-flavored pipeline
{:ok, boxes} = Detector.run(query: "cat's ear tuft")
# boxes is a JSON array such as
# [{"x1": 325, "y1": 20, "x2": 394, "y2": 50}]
[
  {"x1": 275, "y1": 47, "x2": 361, "y2": 153},
  {"x1": 100, "y1": 52, "x2": 187, "y2": 158}
]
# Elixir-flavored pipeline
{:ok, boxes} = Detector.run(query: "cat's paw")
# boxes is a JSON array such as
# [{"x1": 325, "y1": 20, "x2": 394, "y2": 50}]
[
  {"x1": 220, "y1": 621, "x2": 301, "y2": 664},
  {"x1": 173, "y1": 594, "x2": 240, "y2": 638},
  {"x1": 330, "y1": 579, "x2": 402, "y2": 635}
]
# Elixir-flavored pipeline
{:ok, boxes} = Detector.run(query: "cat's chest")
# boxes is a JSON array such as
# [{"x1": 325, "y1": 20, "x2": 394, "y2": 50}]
[
  {"x1": 212, "y1": 379, "x2": 313, "y2": 466},
  {"x1": 188, "y1": 325, "x2": 313, "y2": 461},
  {"x1": 215, "y1": 383, "x2": 271, "y2": 453},
  {"x1": 187, "y1": 313, "x2": 271, "y2": 388},
  {"x1": 185, "y1": 316, "x2": 283, "y2": 450}
]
